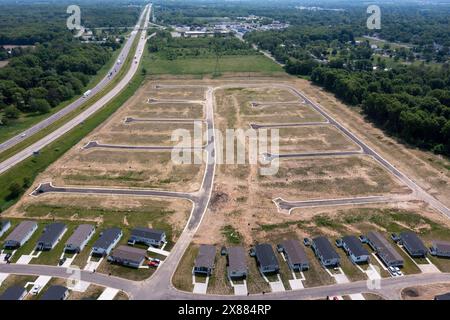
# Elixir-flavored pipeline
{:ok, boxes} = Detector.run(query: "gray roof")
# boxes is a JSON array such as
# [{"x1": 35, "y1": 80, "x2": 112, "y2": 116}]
[
  {"x1": 312, "y1": 236, "x2": 340, "y2": 260},
  {"x1": 255, "y1": 243, "x2": 279, "y2": 268},
  {"x1": 5, "y1": 221, "x2": 37, "y2": 243},
  {"x1": 0, "y1": 220, "x2": 10, "y2": 230},
  {"x1": 279, "y1": 239, "x2": 309, "y2": 265},
  {"x1": 367, "y1": 231, "x2": 403, "y2": 263},
  {"x1": 65, "y1": 224, "x2": 94, "y2": 247},
  {"x1": 131, "y1": 227, "x2": 165, "y2": 240},
  {"x1": 342, "y1": 235, "x2": 369, "y2": 257},
  {"x1": 40, "y1": 286, "x2": 68, "y2": 300},
  {"x1": 37, "y1": 223, "x2": 66, "y2": 245},
  {"x1": 432, "y1": 240, "x2": 450, "y2": 251},
  {"x1": 93, "y1": 228, "x2": 122, "y2": 250},
  {"x1": 227, "y1": 246, "x2": 247, "y2": 272},
  {"x1": 0, "y1": 286, "x2": 26, "y2": 300},
  {"x1": 110, "y1": 245, "x2": 147, "y2": 263},
  {"x1": 195, "y1": 244, "x2": 216, "y2": 269},
  {"x1": 400, "y1": 231, "x2": 427, "y2": 253},
  {"x1": 435, "y1": 292, "x2": 450, "y2": 300}
]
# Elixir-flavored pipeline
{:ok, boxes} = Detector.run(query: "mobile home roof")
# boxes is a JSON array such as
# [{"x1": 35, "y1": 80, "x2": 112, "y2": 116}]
[
  {"x1": 227, "y1": 246, "x2": 247, "y2": 272},
  {"x1": 65, "y1": 224, "x2": 94, "y2": 248},
  {"x1": 280, "y1": 239, "x2": 309, "y2": 265},
  {"x1": 195, "y1": 244, "x2": 216, "y2": 269},
  {"x1": 5, "y1": 221, "x2": 37, "y2": 243}
]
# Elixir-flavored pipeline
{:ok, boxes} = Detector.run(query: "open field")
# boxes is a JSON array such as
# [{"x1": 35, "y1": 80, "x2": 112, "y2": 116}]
[
  {"x1": 94, "y1": 121, "x2": 206, "y2": 146},
  {"x1": 277, "y1": 126, "x2": 360, "y2": 153},
  {"x1": 143, "y1": 55, "x2": 284, "y2": 76},
  {"x1": 402, "y1": 283, "x2": 450, "y2": 300},
  {"x1": 41, "y1": 150, "x2": 204, "y2": 191},
  {"x1": 259, "y1": 156, "x2": 409, "y2": 200},
  {"x1": 145, "y1": 85, "x2": 207, "y2": 101},
  {"x1": 129, "y1": 101, "x2": 205, "y2": 119},
  {"x1": 290, "y1": 78, "x2": 450, "y2": 208}
]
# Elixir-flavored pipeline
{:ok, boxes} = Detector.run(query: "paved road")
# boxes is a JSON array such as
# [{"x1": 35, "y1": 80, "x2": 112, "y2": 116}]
[
  {"x1": 3, "y1": 263, "x2": 450, "y2": 301},
  {"x1": 273, "y1": 196, "x2": 409, "y2": 213},
  {"x1": 0, "y1": 4, "x2": 153, "y2": 175},
  {"x1": 132, "y1": 86, "x2": 217, "y2": 300},
  {"x1": 82, "y1": 140, "x2": 204, "y2": 151},
  {"x1": 0, "y1": 5, "x2": 150, "y2": 155},
  {"x1": 250, "y1": 122, "x2": 329, "y2": 129},
  {"x1": 265, "y1": 150, "x2": 363, "y2": 160},
  {"x1": 282, "y1": 84, "x2": 450, "y2": 217},
  {"x1": 31, "y1": 182, "x2": 197, "y2": 202},
  {"x1": 125, "y1": 117, "x2": 205, "y2": 124}
]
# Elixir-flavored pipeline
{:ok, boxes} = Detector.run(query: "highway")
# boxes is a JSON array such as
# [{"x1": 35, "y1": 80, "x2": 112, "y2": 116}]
[{"x1": 0, "y1": 3, "x2": 153, "y2": 175}]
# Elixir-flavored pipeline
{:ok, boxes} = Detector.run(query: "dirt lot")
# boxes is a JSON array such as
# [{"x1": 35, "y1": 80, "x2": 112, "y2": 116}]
[
  {"x1": 277, "y1": 126, "x2": 360, "y2": 153},
  {"x1": 94, "y1": 121, "x2": 206, "y2": 146},
  {"x1": 144, "y1": 84, "x2": 207, "y2": 101},
  {"x1": 291, "y1": 78, "x2": 450, "y2": 208},
  {"x1": 128, "y1": 101, "x2": 205, "y2": 119},
  {"x1": 42, "y1": 149, "x2": 204, "y2": 192},
  {"x1": 216, "y1": 88, "x2": 326, "y2": 125},
  {"x1": 402, "y1": 283, "x2": 450, "y2": 300}
]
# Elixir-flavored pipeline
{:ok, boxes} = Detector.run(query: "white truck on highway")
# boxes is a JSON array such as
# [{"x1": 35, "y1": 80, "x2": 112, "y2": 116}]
[{"x1": 83, "y1": 90, "x2": 92, "y2": 98}]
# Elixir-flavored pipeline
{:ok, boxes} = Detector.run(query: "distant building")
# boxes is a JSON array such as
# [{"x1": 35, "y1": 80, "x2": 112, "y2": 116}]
[
  {"x1": 193, "y1": 244, "x2": 216, "y2": 276},
  {"x1": 277, "y1": 239, "x2": 309, "y2": 272},
  {"x1": 399, "y1": 231, "x2": 428, "y2": 258},
  {"x1": 254, "y1": 243, "x2": 279, "y2": 275},
  {"x1": 341, "y1": 236, "x2": 370, "y2": 264},
  {"x1": 91, "y1": 228, "x2": 122, "y2": 256},
  {"x1": 64, "y1": 224, "x2": 95, "y2": 253},
  {"x1": 430, "y1": 240, "x2": 450, "y2": 258},
  {"x1": 0, "y1": 220, "x2": 11, "y2": 238},
  {"x1": 36, "y1": 223, "x2": 67, "y2": 251},
  {"x1": 0, "y1": 286, "x2": 27, "y2": 300},
  {"x1": 107, "y1": 245, "x2": 147, "y2": 269},
  {"x1": 367, "y1": 231, "x2": 403, "y2": 268},
  {"x1": 40, "y1": 286, "x2": 69, "y2": 300},
  {"x1": 312, "y1": 236, "x2": 340, "y2": 268},
  {"x1": 128, "y1": 227, "x2": 166, "y2": 248},
  {"x1": 226, "y1": 246, "x2": 248, "y2": 279},
  {"x1": 3, "y1": 221, "x2": 38, "y2": 249}
]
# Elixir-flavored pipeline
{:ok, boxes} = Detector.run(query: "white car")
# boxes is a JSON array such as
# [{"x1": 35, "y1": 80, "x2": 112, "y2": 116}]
[
  {"x1": 20, "y1": 133, "x2": 26, "y2": 138},
  {"x1": 30, "y1": 285, "x2": 41, "y2": 295}
]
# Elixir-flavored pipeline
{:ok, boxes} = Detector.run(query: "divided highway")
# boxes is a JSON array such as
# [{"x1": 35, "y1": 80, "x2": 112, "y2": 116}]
[{"x1": 0, "y1": 3, "x2": 153, "y2": 175}]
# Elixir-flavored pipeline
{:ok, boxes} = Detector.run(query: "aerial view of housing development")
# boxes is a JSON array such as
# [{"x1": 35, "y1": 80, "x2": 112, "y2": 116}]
[{"x1": 0, "y1": 0, "x2": 449, "y2": 311}]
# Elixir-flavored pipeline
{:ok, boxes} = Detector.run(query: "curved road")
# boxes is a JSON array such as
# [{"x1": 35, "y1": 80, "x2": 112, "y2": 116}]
[{"x1": 0, "y1": 3, "x2": 153, "y2": 175}]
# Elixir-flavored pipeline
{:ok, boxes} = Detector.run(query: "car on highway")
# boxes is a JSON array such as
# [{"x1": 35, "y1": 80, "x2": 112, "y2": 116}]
[{"x1": 20, "y1": 133, "x2": 26, "y2": 138}]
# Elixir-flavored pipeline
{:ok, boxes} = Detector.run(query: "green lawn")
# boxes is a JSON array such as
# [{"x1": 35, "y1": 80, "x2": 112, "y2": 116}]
[{"x1": 143, "y1": 54, "x2": 283, "y2": 76}]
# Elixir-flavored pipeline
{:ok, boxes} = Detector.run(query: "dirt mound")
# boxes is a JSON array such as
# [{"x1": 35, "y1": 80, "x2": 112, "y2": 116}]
[
  {"x1": 403, "y1": 288, "x2": 419, "y2": 298},
  {"x1": 210, "y1": 191, "x2": 230, "y2": 211}
]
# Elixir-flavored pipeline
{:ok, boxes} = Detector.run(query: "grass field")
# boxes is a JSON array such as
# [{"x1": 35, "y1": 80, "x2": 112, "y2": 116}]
[{"x1": 143, "y1": 55, "x2": 283, "y2": 76}]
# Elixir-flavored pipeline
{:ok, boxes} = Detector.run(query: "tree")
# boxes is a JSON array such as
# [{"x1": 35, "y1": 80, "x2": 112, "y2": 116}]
[
  {"x1": 4, "y1": 105, "x2": 20, "y2": 119},
  {"x1": 30, "y1": 98, "x2": 50, "y2": 114},
  {"x1": 7, "y1": 182, "x2": 23, "y2": 200}
]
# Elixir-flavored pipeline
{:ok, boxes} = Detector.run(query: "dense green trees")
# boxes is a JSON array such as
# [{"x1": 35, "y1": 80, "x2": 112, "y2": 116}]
[{"x1": 0, "y1": 1, "x2": 141, "y2": 129}]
